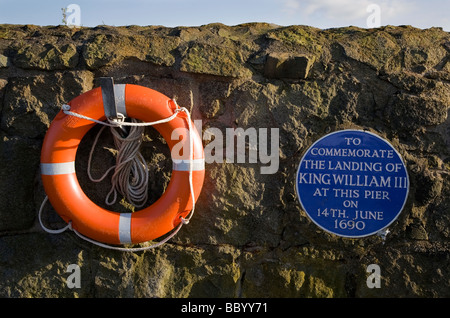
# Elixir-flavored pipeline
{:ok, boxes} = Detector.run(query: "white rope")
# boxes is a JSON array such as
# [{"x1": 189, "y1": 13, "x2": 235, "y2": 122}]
[
  {"x1": 38, "y1": 195, "x2": 188, "y2": 251},
  {"x1": 181, "y1": 107, "x2": 195, "y2": 225},
  {"x1": 62, "y1": 104, "x2": 182, "y2": 127},
  {"x1": 72, "y1": 221, "x2": 185, "y2": 252},
  {"x1": 38, "y1": 196, "x2": 72, "y2": 234},
  {"x1": 38, "y1": 101, "x2": 196, "y2": 252}
]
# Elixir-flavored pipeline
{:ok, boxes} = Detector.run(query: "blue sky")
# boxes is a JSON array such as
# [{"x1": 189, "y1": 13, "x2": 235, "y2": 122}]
[{"x1": 0, "y1": 0, "x2": 448, "y2": 31}]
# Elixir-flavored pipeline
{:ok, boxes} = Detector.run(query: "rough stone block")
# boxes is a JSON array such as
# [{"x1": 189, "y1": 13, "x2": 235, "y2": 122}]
[{"x1": 264, "y1": 53, "x2": 314, "y2": 79}]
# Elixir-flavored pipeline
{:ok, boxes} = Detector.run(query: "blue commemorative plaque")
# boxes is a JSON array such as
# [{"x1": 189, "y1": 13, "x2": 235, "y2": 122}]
[{"x1": 296, "y1": 130, "x2": 409, "y2": 238}]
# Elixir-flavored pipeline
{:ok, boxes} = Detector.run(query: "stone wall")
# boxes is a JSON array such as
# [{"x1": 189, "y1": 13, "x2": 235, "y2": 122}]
[{"x1": 0, "y1": 23, "x2": 449, "y2": 298}]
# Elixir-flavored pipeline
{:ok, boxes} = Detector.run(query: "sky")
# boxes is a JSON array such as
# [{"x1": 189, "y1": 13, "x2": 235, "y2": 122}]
[{"x1": 0, "y1": 0, "x2": 448, "y2": 31}]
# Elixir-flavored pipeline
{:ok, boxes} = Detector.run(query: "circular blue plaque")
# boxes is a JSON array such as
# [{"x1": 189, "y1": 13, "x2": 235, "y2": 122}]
[{"x1": 296, "y1": 130, "x2": 409, "y2": 238}]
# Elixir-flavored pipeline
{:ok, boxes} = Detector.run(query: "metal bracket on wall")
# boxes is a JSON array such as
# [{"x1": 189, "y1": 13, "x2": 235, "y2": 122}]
[{"x1": 99, "y1": 77, "x2": 118, "y2": 120}]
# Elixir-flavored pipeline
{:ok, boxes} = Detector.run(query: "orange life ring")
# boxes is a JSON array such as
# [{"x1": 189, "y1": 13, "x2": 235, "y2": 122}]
[{"x1": 40, "y1": 84, "x2": 205, "y2": 245}]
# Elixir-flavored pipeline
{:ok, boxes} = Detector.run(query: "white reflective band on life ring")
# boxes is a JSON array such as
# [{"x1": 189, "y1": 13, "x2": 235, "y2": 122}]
[
  {"x1": 172, "y1": 158, "x2": 205, "y2": 171},
  {"x1": 118, "y1": 213, "x2": 132, "y2": 244},
  {"x1": 41, "y1": 162, "x2": 75, "y2": 175}
]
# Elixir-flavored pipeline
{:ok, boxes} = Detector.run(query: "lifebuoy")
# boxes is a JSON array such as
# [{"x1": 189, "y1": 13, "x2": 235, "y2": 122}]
[{"x1": 40, "y1": 84, "x2": 205, "y2": 245}]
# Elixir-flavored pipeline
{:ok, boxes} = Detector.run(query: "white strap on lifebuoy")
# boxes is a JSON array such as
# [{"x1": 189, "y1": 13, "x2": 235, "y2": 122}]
[{"x1": 40, "y1": 162, "x2": 75, "y2": 175}]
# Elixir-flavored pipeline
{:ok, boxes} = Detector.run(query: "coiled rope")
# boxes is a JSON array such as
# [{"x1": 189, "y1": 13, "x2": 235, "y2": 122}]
[
  {"x1": 39, "y1": 101, "x2": 196, "y2": 252},
  {"x1": 88, "y1": 118, "x2": 149, "y2": 208}
]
